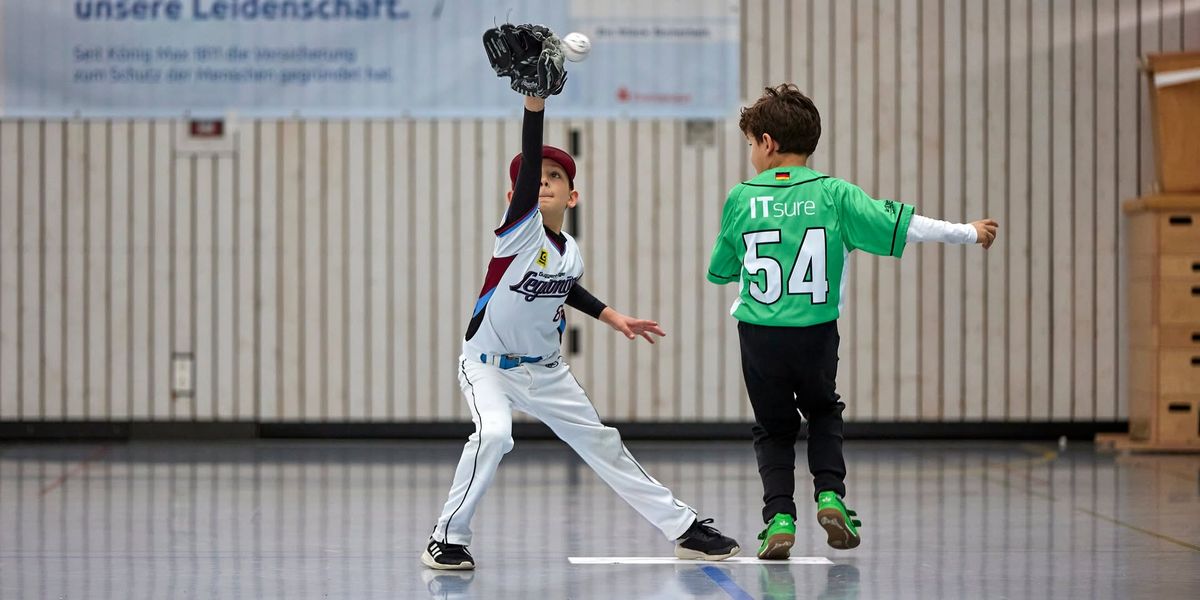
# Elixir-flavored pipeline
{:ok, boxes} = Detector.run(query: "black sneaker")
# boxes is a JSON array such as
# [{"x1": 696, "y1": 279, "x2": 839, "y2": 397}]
[
  {"x1": 420, "y1": 538, "x2": 475, "y2": 570},
  {"x1": 674, "y1": 518, "x2": 740, "y2": 561}
]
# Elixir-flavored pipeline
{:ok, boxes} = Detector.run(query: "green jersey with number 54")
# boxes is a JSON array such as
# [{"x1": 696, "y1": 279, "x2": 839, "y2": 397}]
[{"x1": 706, "y1": 166, "x2": 915, "y2": 327}]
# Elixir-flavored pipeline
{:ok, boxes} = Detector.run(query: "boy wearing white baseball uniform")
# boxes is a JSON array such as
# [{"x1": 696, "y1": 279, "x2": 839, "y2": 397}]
[{"x1": 421, "y1": 93, "x2": 740, "y2": 570}]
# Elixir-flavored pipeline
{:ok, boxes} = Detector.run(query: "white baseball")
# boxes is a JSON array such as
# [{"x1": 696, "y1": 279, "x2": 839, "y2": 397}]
[{"x1": 561, "y1": 32, "x2": 591, "y2": 62}]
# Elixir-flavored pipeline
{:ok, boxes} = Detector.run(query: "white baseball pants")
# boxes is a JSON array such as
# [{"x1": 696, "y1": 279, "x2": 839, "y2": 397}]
[{"x1": 430, "y1": 355, "x2": 698, "y2": 546}]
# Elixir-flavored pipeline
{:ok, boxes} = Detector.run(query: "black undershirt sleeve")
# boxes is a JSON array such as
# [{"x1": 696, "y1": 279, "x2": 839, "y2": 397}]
[
  {"x1": 566, "y1": 283, "x2": 607, "y2": 320},
  {"x1": 499, "y1": 108, "x2": 544, "y2": 229}
]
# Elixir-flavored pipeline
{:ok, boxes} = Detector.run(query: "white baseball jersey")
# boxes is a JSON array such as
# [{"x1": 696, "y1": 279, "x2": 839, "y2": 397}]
[{"x1": 462, "y1": 205, "x2": 583, "y2": 361}]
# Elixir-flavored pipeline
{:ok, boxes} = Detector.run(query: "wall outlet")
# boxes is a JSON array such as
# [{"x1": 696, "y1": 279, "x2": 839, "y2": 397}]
[{"x1": 171, "y1": 353, "x2": 194, "y2": 397}]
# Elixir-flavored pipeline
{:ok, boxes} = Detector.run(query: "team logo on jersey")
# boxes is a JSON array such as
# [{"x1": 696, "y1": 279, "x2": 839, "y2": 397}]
[
  {"x1": 536, "y1": 248, "x2": 550, "y2": 269},
  {"x1": 750, "y1": 195, "x2": 818, "y2": 218},
  {"x1": 510, "y1": 271, "x2": 578, "y2": 302},
  {"x1": 884, "y1": 199, "x2": 898, "y2": 215}
]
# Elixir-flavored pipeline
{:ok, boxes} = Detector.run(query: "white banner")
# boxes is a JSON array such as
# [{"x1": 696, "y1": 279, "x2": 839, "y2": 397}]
[{"x1": 0, "y1": 0, "x2": 739, "y2": 118}]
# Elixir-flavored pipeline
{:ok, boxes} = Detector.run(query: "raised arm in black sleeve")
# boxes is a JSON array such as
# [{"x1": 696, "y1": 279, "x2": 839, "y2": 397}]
[
  {"x1": 566, "y1": 283, "x2": 607, "y2": 320},
  {"x1": 497, "y1": 107, "x2": 544, "y2": 229}
]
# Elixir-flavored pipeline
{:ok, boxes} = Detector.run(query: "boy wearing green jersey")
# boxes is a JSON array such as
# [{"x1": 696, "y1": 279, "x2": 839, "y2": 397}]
[{"x1": 707, "y1": 84, "x2": 998, "y2": 558}]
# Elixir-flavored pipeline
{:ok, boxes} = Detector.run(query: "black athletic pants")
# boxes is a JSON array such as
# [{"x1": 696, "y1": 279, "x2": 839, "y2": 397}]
[{"x1": 738, "y1": 319, "x2": 846, "y2": 523}]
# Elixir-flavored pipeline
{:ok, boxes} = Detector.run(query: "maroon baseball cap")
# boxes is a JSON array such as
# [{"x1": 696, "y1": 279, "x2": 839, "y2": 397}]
[{"x1": 509, "y1": 145, "x2": 577, "y2": 188}]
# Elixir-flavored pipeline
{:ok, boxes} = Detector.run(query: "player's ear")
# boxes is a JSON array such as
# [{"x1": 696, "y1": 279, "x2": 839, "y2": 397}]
[
  {"x1": 760, "y1": 132, "x2": 777, "y2": 154},
  {"x1": 566, "y1": 189, "x2": 579, "y2": 209},
  {"x1": 505, "y1": 189, "x2": 514, "y2": 205}
]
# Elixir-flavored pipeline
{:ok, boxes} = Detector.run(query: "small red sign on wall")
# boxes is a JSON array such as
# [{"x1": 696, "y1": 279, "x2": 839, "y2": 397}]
[{"x1": 189, "y1": 119, "x2": 224, "y2": 138}]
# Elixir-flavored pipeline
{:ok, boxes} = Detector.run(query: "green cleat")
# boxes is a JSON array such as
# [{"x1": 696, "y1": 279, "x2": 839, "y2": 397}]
[
  {"x1": 756, "y1": 512, "x2": 796, "y2": 559},
  {"x1": 816, "y1": 491, "x2": 862, "y2": 550}
]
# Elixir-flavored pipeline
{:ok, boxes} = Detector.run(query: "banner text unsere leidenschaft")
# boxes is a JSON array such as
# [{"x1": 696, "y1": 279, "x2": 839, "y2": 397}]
[{"x1": 74, "y1": 0, "x2": 411, "y2": 22}]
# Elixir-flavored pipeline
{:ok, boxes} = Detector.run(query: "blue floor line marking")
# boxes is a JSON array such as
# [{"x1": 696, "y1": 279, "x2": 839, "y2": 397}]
[{"x1": 700, "y1": 565, "x2": 754, "y2": 600}]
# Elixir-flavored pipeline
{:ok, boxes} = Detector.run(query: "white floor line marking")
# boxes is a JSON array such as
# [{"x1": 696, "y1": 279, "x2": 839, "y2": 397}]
[{"x1": 568, "y1": 556, "x2": 833, "y2": 565}]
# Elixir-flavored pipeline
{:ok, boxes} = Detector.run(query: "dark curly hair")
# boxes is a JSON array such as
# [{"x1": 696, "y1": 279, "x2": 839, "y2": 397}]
[{"x1": 738, "y1": 84, "x2": 821, "y2": 156}]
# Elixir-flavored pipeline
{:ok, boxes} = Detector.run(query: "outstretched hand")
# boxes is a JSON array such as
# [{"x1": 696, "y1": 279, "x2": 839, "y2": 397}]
[
  {"x1": 483, "y1": 23, "x2": 567, "y2": 98},
  {"x1": 599, "y1": 308, "x2": 667, "y2": 344},
  {"x1": 972, "y1": 219, "x2": 999, "y2": 249}
]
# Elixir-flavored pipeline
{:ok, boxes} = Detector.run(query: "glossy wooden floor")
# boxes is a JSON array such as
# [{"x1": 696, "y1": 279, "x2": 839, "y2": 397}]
[{"x1": 1, "y1": 439, "x2": 1197, "y2": 599}]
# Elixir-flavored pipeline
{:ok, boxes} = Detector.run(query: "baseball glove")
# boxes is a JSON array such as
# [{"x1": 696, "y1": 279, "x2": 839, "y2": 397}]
[{"x1": 482, "y1": 23, "x2": 567, "y2": 98}]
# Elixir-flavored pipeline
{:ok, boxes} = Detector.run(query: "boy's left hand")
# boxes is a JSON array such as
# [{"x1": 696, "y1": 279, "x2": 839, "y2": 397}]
[
  {"x1": 599, "y1": 308, "x2": 667, "y2": 344},
  {"x1": 971, "y1": 219, "x2": 999, "y2": 249}
]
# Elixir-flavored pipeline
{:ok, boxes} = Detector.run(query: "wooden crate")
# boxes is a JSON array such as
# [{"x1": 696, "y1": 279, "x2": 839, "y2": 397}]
[
  {"x1": 1103, "y1": 195, "x2": 1200, "y2": 452},
  {"x1": 1145, "y1": 53, "x2": 1200, "y2": 193}
]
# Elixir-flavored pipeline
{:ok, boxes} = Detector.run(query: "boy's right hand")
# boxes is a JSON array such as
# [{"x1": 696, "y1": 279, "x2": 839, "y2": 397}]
[
  {"x1": 971, "y1": 219, "x2": 999, "y2": 249},
  {"x1": 483, "y1": 24, "x2": 567, "y2": 98}
]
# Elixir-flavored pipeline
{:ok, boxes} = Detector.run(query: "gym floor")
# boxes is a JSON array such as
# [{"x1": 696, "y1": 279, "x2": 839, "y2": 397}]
[{"x1": 1, "y1": 439, "x2": 1197, "y2": 599}]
